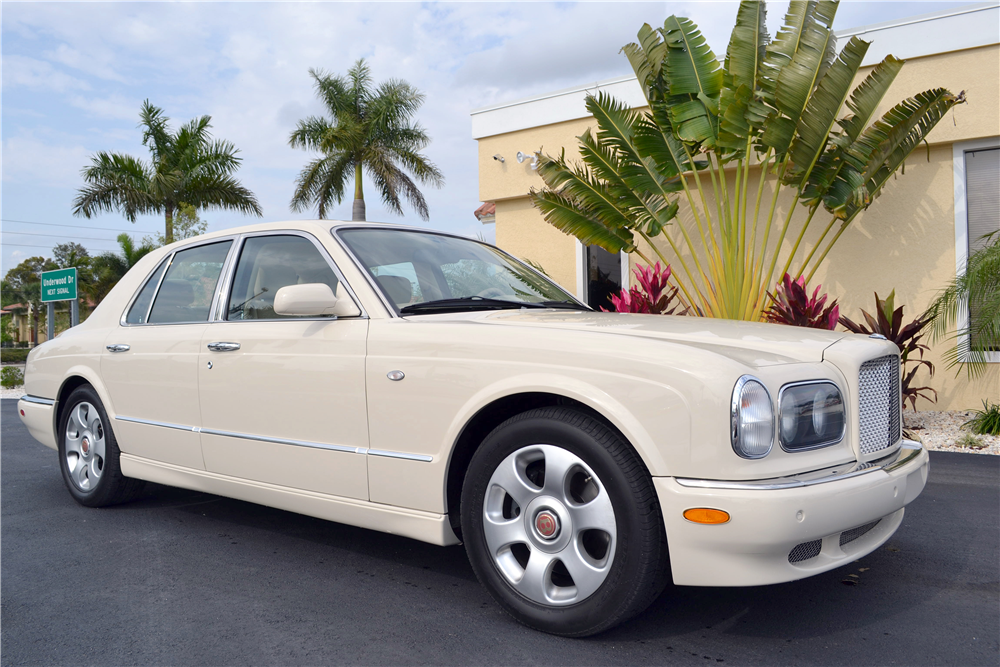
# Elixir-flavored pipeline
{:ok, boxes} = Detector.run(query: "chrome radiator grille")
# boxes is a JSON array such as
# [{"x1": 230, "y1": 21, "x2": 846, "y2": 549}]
[{"x1": 858, "y1": 355, "x2": 901, "y2": 455}]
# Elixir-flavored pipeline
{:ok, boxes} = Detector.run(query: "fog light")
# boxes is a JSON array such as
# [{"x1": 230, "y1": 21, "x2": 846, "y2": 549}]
[{"x1": 683, "y1": 508, "x2": 730, "y2": 524}]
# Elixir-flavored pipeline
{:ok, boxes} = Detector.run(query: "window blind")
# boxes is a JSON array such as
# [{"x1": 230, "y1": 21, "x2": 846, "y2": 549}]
[{"x1": 964, "y1": 147, "x2": 999, "y2": 352}]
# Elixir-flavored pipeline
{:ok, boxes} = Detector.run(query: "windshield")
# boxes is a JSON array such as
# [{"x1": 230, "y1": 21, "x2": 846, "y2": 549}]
[{"x1": 337, "y1": 228, "x2": 583, "y2": 314}]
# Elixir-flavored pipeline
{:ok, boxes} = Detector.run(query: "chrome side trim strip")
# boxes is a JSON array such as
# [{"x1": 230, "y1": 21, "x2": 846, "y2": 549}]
[
  {"x1": 675, "y1": 441, "x2": 923, "y2": 491},
  {"x1": 20, "y1": 395, "x2": 55, "y2": 406},
  {"x1": 367, "y1": 449, "x2": 434, "y2": 463},
  {"x1": 199, "y1": 428, "x2": 366, "y2": 455},
  {"x1": 112, "y1": 415, "x2": 432, "y2": 461},
  {"x1": 115, "y1": 415, "x2": 197, "y2": 432}
]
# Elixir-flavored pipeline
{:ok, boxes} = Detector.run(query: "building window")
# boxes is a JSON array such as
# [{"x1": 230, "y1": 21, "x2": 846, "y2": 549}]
[
  {"x1": 952, "y1": 138, "x2": 1000, "y2": 361},
  {"x1": 575, "y1": 242, "x2": 630, "y2": 311}
]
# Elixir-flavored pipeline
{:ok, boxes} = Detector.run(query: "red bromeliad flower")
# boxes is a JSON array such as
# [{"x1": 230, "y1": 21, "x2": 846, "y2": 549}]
[
  {"x1": 603, "y1": 262, "x2": 686, "y2": 315},
  {"x1": 765, "y1": 274, "x2": 840, "y2": 330}
]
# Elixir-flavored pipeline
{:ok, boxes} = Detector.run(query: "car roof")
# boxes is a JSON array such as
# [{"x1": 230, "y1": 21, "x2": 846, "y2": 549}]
[{"x1": 160, "y1": 219, "x2": 456, "y2": 250}]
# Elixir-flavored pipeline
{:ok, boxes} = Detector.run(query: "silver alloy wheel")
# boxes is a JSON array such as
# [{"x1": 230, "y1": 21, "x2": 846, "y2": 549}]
[
  {"x1": 64, "y1": 402, "x2": 106, "y2": 492},
  {"x1": 483, "y1": 444, "x2": 617, "y2": 606}
]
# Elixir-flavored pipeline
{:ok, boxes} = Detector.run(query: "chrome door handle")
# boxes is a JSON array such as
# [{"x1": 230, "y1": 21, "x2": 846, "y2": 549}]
[
  {"x1": 106, "y1": 344, "x2": 130, "y2": 353},
  {"x1": 207, "y1": 342, "x2": 241, "y2": 352}
]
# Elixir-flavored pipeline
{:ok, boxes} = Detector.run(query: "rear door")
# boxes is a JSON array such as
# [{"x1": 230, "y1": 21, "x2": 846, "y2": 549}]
[
  {"x1": 101, "y1": 239, "x2": 234, "y2": 469},
  {"x1": 197, "y1": 232, "x2": 370, "y2": 500}
]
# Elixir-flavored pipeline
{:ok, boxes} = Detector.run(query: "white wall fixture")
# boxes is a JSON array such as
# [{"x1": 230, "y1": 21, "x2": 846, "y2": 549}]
[{"x1": 516, "y1": 151, "x2": 538, "y2": 170}]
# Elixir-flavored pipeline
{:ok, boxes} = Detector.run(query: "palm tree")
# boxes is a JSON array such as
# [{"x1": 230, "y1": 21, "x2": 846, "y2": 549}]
[
  {"x1": 927, "y1": 232, "x2": 1000, "y2": 379},
  {"x1": 91, "y1": 233, "x2": 157, "y2": 304},
  {"x1": 531, "y1": 0, "x2": 964, "y2": 321},
  {"x1": 289, "y1": 59, "x2": 444, "y2": 221},
  {"x1": 73, "y1": 100, "x2": 262, "y2": 244}
]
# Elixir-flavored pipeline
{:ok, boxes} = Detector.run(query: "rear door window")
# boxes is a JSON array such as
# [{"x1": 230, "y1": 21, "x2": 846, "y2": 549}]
[{"x1": 146, "y1": 241, "x2": 232, "y2": 324}]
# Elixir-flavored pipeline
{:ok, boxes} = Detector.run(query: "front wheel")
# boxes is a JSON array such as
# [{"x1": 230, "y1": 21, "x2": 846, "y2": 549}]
[
  {"x1": 461, "y1": 407, "x2": 668, "y2": 636},
  {"x1": 58, "y1": 385, "x2": 145, "y2": 507}
]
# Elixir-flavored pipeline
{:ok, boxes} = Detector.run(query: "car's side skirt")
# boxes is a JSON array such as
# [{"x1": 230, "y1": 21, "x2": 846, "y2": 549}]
[{"x1": 119, "y1": 453, "x2": 461, "y2": 546}]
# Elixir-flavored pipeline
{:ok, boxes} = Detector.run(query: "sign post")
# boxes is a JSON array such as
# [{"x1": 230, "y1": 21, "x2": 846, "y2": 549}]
[{"x1": 41, "y1": 267, "x2": 79, "y2": 341}]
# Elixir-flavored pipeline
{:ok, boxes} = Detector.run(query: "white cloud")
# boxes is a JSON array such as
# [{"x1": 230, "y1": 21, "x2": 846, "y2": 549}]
[
  {"x1": 2, "y1": 54, "x2": 90, "y2": 92},
  {"x1": 1, "y1": 134, "x2": 91, "y2": 187}
]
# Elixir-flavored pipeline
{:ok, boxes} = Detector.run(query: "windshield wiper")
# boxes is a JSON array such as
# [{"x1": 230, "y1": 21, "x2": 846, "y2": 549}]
[
  {"x1": 400, "y1": 296, "x2": 591, "y2": 315},
  {"x1": 400, "y1": 296, "x2": 550, "y2": 314}
]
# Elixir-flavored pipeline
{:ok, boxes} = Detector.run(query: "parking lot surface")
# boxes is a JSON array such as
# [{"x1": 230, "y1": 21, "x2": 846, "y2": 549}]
[{"x1": 2, "y1": 398, "x2": 997, "y2": 666}]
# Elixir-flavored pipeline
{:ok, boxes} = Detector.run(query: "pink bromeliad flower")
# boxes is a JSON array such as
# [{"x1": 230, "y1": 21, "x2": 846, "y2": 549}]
[
  {"x1": 765, "y1": 274, "x2": 840, "y2": 330},
  {"x1": 603, "y1": 262, "x2": 686, "y2": 315}
]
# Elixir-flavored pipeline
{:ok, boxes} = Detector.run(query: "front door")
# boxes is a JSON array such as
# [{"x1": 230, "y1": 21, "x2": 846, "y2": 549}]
[
  {"x1": 197, "y1": 233, "x2": 370, "y2": 500},
  {"x1": 102, "y1": 239, "x2": 234, "y2": 469}
]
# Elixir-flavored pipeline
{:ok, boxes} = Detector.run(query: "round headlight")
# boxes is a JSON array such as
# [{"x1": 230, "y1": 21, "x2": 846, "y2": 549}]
[{"x1": 731, "y1": 376, "x2": 774, "y2": 459}]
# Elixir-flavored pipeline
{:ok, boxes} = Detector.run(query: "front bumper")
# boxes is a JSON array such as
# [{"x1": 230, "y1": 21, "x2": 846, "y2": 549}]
[
  {"x1": 656, "y1": 441, "x2": 929, "y2": 586},
  {"x1": 18, "y1": 395, "x2": 57, "y2": 451}
]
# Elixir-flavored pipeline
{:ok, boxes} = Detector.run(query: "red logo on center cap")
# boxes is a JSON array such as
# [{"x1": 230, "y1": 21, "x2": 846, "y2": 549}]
[
  {"x1": 535, "y1": 512, "x2": 557, "y2": 538},
  {"x1": 81, "y1": 438, "x2": 90, "y2": 455}
]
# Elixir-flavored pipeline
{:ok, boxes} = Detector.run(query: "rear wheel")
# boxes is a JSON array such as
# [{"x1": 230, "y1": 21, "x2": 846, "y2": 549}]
[
  {"x1": 461, "y1": 407, "x2": 668, "y2": 636},
  {"x1": 58, "y1": 385, "x2": 145, "y2": 507}
]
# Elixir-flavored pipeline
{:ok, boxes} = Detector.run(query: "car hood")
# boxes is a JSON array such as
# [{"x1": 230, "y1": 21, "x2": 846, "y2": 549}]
[{"x1": 406, "y1": 309, "x2": 849, "y2": 366}]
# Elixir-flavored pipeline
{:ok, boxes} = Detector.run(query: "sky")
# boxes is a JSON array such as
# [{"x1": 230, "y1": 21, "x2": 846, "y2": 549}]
[{"x1": 1, "y1": 0, "x2": 975, "y2": 277}]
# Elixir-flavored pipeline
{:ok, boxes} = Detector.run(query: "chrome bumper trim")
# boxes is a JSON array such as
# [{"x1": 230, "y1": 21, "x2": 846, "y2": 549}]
[
  {"x1": 19, "y1": 395, "x2": 55, "y2": 406},
  {"x1": 675, "y1": 441, "x2": 923, "y2": 491}
]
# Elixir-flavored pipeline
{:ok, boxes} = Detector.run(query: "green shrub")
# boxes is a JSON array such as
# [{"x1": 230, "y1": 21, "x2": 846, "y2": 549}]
[
  {"x1": 0, "y1": 366, "x2": 24, "y2": 388},
  {"x1": 963, "y1": 400, "x2": 1000, "y2": 436},
  {"x1": 0, "y1": 348, "x2": 29, "y2": 363},
  {"x1": 956, "y1": 434, "x2": 987, "y2": 450}
]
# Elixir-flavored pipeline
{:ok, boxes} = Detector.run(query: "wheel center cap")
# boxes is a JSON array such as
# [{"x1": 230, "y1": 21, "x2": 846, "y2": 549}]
[
  {"x1": 534, "y1": 510, "x2": 560, "y2": 539},
  {"x1": 81, "y1": 437, "x2": 90, "y2": 455}
]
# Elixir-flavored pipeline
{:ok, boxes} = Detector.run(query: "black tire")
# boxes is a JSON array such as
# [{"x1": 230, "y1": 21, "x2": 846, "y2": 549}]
[
  {"x1": 58, "y1": 385, "x2": 145, "y2": 507},
  {"x1": 461, "y1": 407, "x2": 668, "y2": 636}
]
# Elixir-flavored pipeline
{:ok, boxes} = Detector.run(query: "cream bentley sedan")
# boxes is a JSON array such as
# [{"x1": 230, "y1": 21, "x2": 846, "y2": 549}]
[{"x1": 18, "y1": 221, "x2": 929, "y2": 636}]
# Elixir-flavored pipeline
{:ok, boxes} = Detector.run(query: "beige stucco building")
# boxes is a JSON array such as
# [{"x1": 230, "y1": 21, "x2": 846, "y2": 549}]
[{"x1": 472, "y1": 3, "x2": 999, "y2": 411}]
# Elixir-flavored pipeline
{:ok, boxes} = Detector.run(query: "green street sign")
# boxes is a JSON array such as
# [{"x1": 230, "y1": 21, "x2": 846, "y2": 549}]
[{"x1": 41, "y1": 267, "x2": 78, "y2": 302}]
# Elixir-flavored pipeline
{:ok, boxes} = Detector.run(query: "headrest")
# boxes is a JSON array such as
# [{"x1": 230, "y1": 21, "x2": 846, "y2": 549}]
[
  {"x1": 155, "y1": 279, "x2": 194, "y2": 307},
  {"x1": 375, "y1": 275, "x2": 414, "y2": 305}
]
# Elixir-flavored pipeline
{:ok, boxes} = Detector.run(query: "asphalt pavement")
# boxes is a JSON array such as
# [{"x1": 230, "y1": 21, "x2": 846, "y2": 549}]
[{"x1": 2, "y1": 398, "x2": 998, "y2": 666}]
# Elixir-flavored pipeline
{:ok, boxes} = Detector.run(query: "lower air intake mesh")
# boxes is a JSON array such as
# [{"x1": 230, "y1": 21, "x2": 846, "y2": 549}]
[
  {"x1": 839, "y1": 519, "x2": 881, "y2": 547},
  {"x1": 788, "y1": 539, "x2": 822, "y2": 563}
]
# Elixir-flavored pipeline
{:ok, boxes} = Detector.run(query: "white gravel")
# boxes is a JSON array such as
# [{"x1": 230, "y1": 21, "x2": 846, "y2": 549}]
[
  {"x1": 903, "y1": 410, "x2": 999, "y2": 455},
  {"x1": 4, "y1": 383, "x2": 995, "y2": 455}
]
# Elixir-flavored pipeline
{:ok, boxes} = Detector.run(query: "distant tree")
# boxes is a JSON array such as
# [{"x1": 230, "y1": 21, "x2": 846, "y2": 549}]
[
  {"x1": 289, "y1": 59, "x2": 444, "y2": 221},
  {"x1": 141, "y1": 202, "x2": 208, "y2": 247},
  {"x1": 53, "y1": 242, "x2": 90, "y2": 268},
  {"x1": 91, "y1": 233, "x2": 157, "y2": 304},
  {"x1": 73, "y1": 100, "x2": 262, "y2": 244},
  {"x1": 3, "y1": 256, "x2": 57, "y2": 344}
]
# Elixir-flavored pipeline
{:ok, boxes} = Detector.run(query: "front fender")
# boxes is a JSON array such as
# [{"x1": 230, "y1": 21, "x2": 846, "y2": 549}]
[{"x1": 441, "y1": 371, "x2": 691, "y2": 479}]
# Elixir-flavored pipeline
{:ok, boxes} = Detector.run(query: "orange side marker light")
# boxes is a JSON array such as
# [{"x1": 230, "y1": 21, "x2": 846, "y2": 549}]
[{"x1": 683, "y1": 508, "x2": 730, "y2": 524}]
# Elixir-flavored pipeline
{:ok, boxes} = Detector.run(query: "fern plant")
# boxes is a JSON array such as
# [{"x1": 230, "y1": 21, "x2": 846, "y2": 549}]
[{"x1": 531, "y1": 0, "x2": 964, "y2": 321}]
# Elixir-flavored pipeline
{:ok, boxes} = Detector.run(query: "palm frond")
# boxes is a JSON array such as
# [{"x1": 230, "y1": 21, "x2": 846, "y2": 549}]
[
  {"x1": 785, "y1": 35, "x2": 869, "y2": 186},
  {"x1": 662, "y1": 15, "x2": 723, "y2": 147},
  {"x1": 529, "y1": 187, "x2": 636, "y2": 254},
  {"x1": 927, "y1": 235, "x2": 1000, "y2": 378},
  {"x1": 828, "y1": 88, "x2": 965, "y2": 217},
  {"x1": 621, "y1": 23, "x2": 666, "y2": 102},
  {"x1": 139, "y1": 100, "x2": 173, "y2": 159},
  {"x1": 73, "y1": 152, "x2": 157, "y2": 221},
  {"x1": 764, "y1": 1, "x2": 838, "y2": 157}
]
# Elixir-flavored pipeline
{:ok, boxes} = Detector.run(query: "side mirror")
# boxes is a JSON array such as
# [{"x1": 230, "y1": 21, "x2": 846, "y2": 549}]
[{"x1": 273, "y1": 283, "x2": 361, "y2": 318}]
